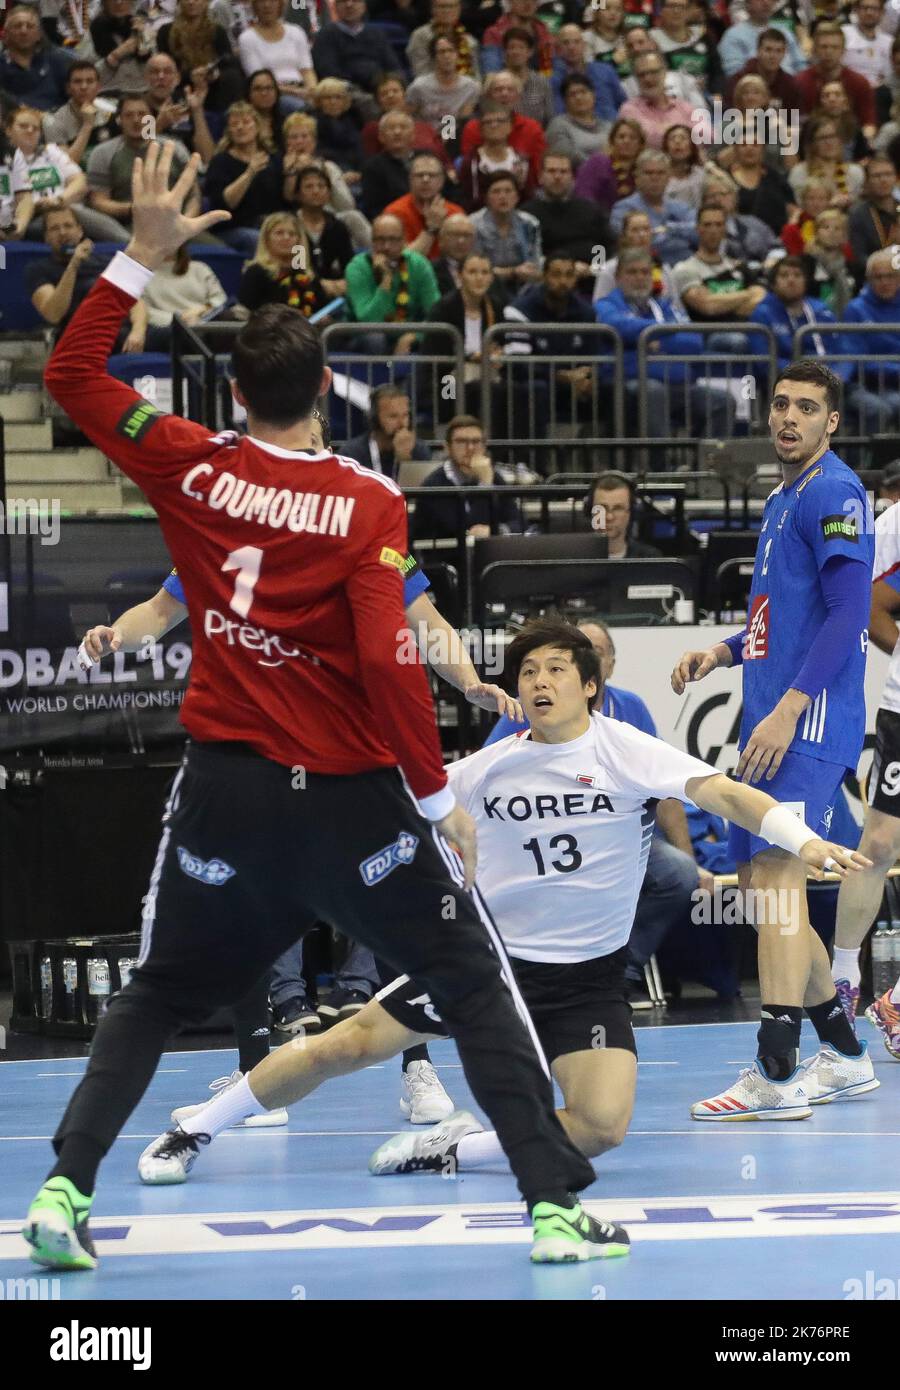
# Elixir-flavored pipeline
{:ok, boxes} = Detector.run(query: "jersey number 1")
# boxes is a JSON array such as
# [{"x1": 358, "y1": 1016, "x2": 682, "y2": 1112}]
[{"x1": 222, "y1": 546, "x2": 263, "y2": 619}]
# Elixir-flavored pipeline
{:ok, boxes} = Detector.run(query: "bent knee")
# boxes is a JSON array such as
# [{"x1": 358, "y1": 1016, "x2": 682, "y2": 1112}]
[
  {"x1": 315, "y1": 1016, "x2": 375, "y2": 1071},
  {"x1": 861, "y1": 830, "x2": 900, "y2": 870},
  {"x1": 572, "y1": 1110, "x2": 630, "y2": 1157}
]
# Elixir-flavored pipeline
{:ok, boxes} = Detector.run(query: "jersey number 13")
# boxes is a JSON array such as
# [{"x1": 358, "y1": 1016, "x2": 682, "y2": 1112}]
[{"x1": 523, "y1": 835, "x2": 582, "y2": 875}]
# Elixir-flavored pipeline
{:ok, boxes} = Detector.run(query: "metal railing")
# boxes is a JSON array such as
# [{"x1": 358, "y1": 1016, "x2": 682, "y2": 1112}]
[
  {"x1": 792, "y1": 322, "x2": 900, "y2": 461},
  {"x1": 479, "y1": 322, "x2": 625, "y2": 460},
  {"x1": 635, "y1": 322, "x2": 779, "y2": 441},
  {"x1": 321, "y1": 322, "x2": 466, "y2": 447}
]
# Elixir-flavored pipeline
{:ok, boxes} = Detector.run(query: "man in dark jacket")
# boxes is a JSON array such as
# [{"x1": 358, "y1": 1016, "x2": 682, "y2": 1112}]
[
  {"x1": 342, "y1": 385, "x2": 432, "y2": 480},
  {"x1": 312, "y1": 0, "x2": 399, "y2": 116},
  {"x1": 506, "y1": 254, "x2": 600, "y2": 430},
  {"x1": 847, "y1": 156, "x2": 900, "y2": 284},
  {"x1": 412, "y1": 414, "x2": 521, "y2": 541},
  {"x1": 521, "y1": 151, "x2": 609, "y2": 296}
]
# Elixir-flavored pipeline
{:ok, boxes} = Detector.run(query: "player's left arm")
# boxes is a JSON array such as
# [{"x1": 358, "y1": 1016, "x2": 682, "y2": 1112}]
[
  {"x1": 737, "y1": 478, "x2": 873, "y2": 785},
  {"x1": 404, "y1": 591, "x2": 524, "y2": 721},
  {"x1": 686, "y1": 772, "x2": 872, "y2": 879},
  {"x1": 43, "y1": 144, "x2": 230, "y2": 489}
]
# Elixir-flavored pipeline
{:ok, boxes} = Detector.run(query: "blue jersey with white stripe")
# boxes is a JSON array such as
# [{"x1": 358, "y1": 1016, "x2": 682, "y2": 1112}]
[
  {"x1": 740, "y1": 449, "x2": 873, "y2": 770},
  {"x1": 163, "y1": 556, "x2": 431, "y2": 609}
]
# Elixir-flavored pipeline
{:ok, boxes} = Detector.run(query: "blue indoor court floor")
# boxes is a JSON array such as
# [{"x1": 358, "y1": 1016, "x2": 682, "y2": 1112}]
[{"x1": 2, "y1": 1019, "x2": 900, "y2": 1302}]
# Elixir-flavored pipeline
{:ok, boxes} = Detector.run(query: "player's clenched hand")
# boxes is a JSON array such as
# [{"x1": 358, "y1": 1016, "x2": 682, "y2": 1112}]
[
  {"x1": 736, "y1": 704, "x2": 799, "y2": 784},
  {"x1": 126, "y1": 142, "x2": 231, "y2": 271},
  {"x1": 799, "y1": 839, "x2": 873, "y2": 880},
  {"x1": 436, "y1": 802, "x2": 478, "y2": 890},
  {"x1": 671, "y1": 648, "x2": 719, "y2": 695},
  {"x1": 464, "y1": 682, "x2": 524, "y2": 723},
  {"x1": 78, "y1": 624, "x2": 123, "y2": 669}
]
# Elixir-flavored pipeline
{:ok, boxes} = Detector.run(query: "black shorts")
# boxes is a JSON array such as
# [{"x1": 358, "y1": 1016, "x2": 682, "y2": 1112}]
[
  {"x1": 869, "y1": 708, "x2": 900, "y2": 817},
  {"x1": 377, "y1": 944, "x2": 636, "y2": 1063}
]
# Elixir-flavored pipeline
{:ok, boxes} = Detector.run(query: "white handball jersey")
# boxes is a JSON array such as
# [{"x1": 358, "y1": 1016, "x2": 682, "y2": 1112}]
[
  {"x1": 447, "y1": 712, "x2": 719, "y2": 963},
  {"x1": 874, "y1": 502, "x2": 900, "y2": 717}
]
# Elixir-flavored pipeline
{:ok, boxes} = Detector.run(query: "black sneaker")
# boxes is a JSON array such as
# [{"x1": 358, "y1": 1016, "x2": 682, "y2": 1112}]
[
  {"x1": 273, "y1": 996, "x2": 321, "y2": 1034},
  {"x1": 318, "y1": 987, "x2": 370, "y2": 1023}
]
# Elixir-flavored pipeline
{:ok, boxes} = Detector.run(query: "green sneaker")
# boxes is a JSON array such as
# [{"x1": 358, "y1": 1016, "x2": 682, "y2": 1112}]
[
  {"x1": 23, "y1": 1177, "x2": 97, "y2": 1271},
  {"x1": 530, "y1": 1201, "x2": 630, "y2": 1264}
]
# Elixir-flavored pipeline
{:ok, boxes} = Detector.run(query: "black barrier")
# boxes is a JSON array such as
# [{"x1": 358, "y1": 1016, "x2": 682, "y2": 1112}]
[{"x1": 0, "y1": 518, "x2": 190, "y2": 759}]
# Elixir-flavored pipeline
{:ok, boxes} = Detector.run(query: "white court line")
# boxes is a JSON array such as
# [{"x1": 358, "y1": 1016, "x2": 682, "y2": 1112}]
[
  {"x1": 32, "y1": 1069, "x2": 188, "y2": 1077},
  {"x1": 2, "y1": 1126, "x2": 900, "y2": 1142}
]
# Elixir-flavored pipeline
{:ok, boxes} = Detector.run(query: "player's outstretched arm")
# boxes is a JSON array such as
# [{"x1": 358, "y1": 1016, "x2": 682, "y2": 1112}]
[
  {"x1": 125, "y1": 143, "x2": 231, "y2": 273},
  {"x1": 685, "y1": 772, "x2": 872, "y2": 879},
  {"x1": 671, "y1": 641, "x2": 735, "y2": 695},
  {"x1": 404, "y1": 592, "x2": 525, "y2": 721},
  {"x1": 78, "y1": 588, "x2": 187, "y2": 668}
]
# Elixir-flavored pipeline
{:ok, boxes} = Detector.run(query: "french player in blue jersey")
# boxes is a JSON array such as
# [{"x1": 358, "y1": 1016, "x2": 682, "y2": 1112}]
[
  {"x1": 672, "y1": 360, "x2": 879, "y2": 1120},
  {"x1": 78, "y1": 411, "x2": 523, "y2": 1132}
]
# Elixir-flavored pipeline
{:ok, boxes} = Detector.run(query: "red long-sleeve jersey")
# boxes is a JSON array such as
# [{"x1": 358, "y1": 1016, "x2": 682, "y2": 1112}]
[{"x1": 44, "y1": 252, "x2": 452, "y2": 817}]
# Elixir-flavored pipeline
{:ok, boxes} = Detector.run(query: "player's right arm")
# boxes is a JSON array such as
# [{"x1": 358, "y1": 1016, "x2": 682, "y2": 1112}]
[
  {"x1": 79, "y1": 587, "x2": 188, "y2": 667},
  {"x1": 671, "y1": 637, "x2": 742, "y2": 694},
  {"x1": 685, "y1": 771, "x2": 872, "y2": 880},
  {"x1": 43, "y1": 146, "x2": 230, "y2": 493}
]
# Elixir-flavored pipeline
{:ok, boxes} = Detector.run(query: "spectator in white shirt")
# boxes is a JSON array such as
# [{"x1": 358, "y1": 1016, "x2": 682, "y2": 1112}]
[
  {"x1": 141, "y1": 244, "x2": 229, "y2": 349},
  {"x1": 8, "y1": 104, "x2": 129, "y2": 242},
  {"x1": 842, "y1": 0, "x2": 894, "y2": 88},
  {"x1": 237, "y1": 0, "x2": 316, "y2": 113}
]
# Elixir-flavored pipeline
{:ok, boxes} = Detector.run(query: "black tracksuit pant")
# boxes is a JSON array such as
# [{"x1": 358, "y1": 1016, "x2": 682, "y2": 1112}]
[{"x1": 53, "y1": 740, "x2": 594, "y2": 1203}]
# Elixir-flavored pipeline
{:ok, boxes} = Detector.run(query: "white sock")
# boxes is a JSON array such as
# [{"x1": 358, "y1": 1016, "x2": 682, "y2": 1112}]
[
  {"x1": 455, "y1": 1129, "x2": 507, "y2": 1169},
  {"x1": 832, "y1": 947, "x2": 861, "y2": 990},
  {"x1": 181, "y1": 1074, "x2": 268, "y2": 1138},
  {"x1": 891, "y1": 976, "x2": 900, "y2": 1006}
]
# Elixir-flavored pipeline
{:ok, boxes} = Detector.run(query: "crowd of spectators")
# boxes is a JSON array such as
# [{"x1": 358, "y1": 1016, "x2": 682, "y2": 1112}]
[{"x1": 4, "y1": 0, "x2": 900, "y2": 486}]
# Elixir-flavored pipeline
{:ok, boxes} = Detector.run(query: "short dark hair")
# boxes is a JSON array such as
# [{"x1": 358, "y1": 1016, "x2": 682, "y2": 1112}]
[
  {"x1": 481, "y1": 169, "x2": 519, "y2": 195},
  {"x1": 66, "y1": 59, "x2": 98, "y2": 82},
  {"x1": 504, "y1": 618, "x2": 601, "y2": 712},
  {"x1": 757, "y1": 26, "x2": 787, "y2": 47},
  {"x1": 231, "y1": 305, "x2": 325, "y2": 428},
  {"x1": 544, "y1": 253, "x2": 576, "y2": 272},
  {"x1": 502, "y1": 24, "x2": 535, "y2": 47},
  {"x1": 773, "y1": 359, "x2": 842, "y2": 415},
  {"x1": 297, "y1": 161, "x2": 332, "y2": 190},
  {"x1": 445, "y1": 413, "x2": 482, "y2": 442},
  {"x1": 428, "y1": 30, "x2": 458, "y2": 57},
  {"x1": 118, "y1": 93, "x2": 149, "y2": 117},
  {"x1": 375, "y1": 69, "x2": 406, "y2": 92},
  {"x1": 772, "y1": 253, "x2": 808, "y2": 290},
  {"x1": 561, "y1": 73, "x2": 594, "y2": 99}
]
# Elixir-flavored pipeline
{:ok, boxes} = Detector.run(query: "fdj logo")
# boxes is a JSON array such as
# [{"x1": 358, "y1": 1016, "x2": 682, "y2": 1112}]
[
  {"x1": 177, "y1": 847, "x2": 236, "y2": 886},
  {"x1": 360, "y1": 832, "x2": 419, "y2": 887}
]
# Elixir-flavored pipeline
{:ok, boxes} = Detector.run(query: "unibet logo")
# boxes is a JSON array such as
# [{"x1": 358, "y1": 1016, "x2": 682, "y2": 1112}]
[
  {"x1": 821, "y1": 514, "x2": 858, "y2": 543},
  {"x1": 116, "y1": 400, "x2": 161, "y2": 443}
]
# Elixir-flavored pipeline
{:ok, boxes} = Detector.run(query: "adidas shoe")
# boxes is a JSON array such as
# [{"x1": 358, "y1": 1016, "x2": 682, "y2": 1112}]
[
  {"x1": 834, "y1": 978, "x2": 860, "y2": 1025},
  {"x1": 399, "y1": 1060, "x2": 455, "y2": 1124},
  {"x1": 139, "y1": 1128, "x2": 210, "y2": 1185},
  {"x1": 369, "y1": 1109, "x2": 482, "y2": 1175},
  {"x1": 23, "y1": 1177, "x2": 96, "y2": 1271},
  {"x1": 802, "y1": 1041, "x2": 880, "y2": 1103},
  {"x1": 530, "y1": 1201, "x2": 630, "y2": 1264},
  {"x1": 171, "y1": 1070, "x2": 287, "y2": 1128},
  {"x1": 273, "y1": 996, "x2": 321, "y2": 1035},
  {"x1": 691, "y1": 1060, "x2": 813, "y2": 1121},
  {"x1": 866, "y1": 990, "x2": 900, "y2": 1060}
]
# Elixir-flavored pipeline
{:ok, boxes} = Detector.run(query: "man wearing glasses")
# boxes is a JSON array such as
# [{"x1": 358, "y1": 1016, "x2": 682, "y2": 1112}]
[
  {"x1": 618, "y1": 52, "x2": 696, "y2": 149},
  {"x1": 345, "y1": 212, "x2": 441, "y2": 354},
  {"x1": 384, "y1": 151, "x2": 464, "y2": 262}
]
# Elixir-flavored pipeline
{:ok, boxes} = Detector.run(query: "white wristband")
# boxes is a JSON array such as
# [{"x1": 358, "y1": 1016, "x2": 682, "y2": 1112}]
[
  {"x1": 759, "y1": 805, "x2": 817, "y2": 858},
  {"x1": 77, "y1": 639, "x2": 98, "y2": 671}
]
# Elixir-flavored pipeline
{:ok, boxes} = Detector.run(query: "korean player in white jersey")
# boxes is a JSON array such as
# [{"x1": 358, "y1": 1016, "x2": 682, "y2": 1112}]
[
  {"x1": 672, "y1": 360, "x2": 879, "y2": 1121},
  {"x1": 137, "y1": 619, "x2": 866, "y2": 1243},
  {"x1": 831, "y1": 498, "x2": 900, "y2": 1058}
]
